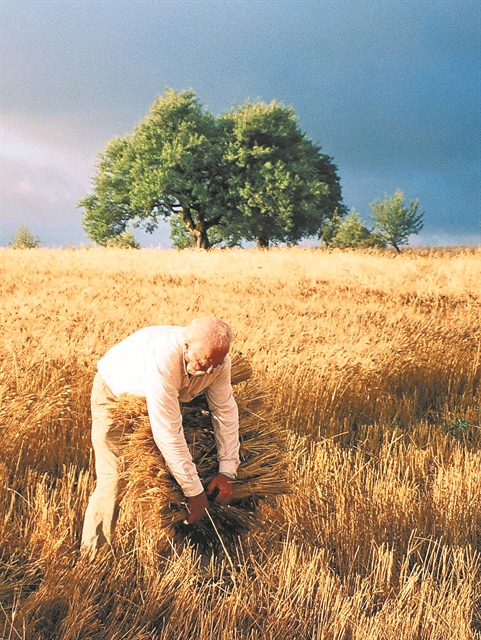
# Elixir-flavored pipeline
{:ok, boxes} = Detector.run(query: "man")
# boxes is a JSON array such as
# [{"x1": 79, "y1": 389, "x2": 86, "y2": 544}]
[{"x1": 81, "y1": 317, "x2": 240, "y2": 559}]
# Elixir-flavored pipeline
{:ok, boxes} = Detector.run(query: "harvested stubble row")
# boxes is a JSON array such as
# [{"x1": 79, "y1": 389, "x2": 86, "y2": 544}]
[{"x1": 113, "y1": 355, "x2": 290, "y2": 553}]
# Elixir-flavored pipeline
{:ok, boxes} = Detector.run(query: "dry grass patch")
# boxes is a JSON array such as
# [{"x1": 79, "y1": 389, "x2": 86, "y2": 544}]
[{"x1": 0, "y1": 247, "x2": 480, "y2": 638}]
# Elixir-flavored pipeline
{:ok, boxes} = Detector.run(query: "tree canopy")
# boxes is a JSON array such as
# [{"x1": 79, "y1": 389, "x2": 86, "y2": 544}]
[{"x1": 79, "y1": 89, "x2": 345, "y2": 248}]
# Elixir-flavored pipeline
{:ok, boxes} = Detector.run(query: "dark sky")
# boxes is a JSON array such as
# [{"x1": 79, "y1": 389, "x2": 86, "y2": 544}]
[{"x1": 1, "y1": 0, "x2": 480, "y2": 247}]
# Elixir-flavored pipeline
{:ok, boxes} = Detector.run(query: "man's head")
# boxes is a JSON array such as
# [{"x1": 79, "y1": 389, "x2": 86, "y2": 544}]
[{"x1": 183, "y1": 318, "x2": 234, "y2": 377}]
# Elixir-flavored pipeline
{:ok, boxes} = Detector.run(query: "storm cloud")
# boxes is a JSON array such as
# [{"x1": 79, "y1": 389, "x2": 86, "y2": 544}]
[{"x1": 1, "y1": 0, "x2": 480, "y2": 246}]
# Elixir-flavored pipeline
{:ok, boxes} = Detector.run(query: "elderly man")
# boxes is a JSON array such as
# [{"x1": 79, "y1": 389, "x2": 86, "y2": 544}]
[{"x1": 81, "y1": 317, "x2": 240, "y2": 558}]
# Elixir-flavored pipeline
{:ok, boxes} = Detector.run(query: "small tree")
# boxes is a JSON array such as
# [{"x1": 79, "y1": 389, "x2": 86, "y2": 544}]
[
  {"x1": 105, "y1": 230, "x2": 140, "y2": 248},
  {"x1": 331, "y1": 209, "x2": 369, "y2": 248},
  {"x1": 9, "y1": 225, "x2": 41, "y2": 249},
  {"x1": 370, "y1": 190, "x2": 424, "y2": 252}
]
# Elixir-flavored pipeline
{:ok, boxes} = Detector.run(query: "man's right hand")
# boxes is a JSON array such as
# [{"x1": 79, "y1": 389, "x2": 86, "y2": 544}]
[{"x1": 186, "y1": 490, "x2": 208, "y2": 524}]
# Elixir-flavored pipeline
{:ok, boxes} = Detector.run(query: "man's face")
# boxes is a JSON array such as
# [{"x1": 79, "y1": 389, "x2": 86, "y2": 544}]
[{"x1": 184, "y1": 341, "x2": 228, "y2": 377}]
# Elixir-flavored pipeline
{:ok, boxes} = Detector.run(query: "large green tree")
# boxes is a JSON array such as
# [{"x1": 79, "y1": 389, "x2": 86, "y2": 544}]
[
  {"x1": 370, "y1": 190, "x2": 424, "y2": 252},
  {"x1": 128, "y1": 89, "x2": 230, "y2": 249},
  {"x1": 80, "y1": 90, "x2": 228, "y2": 249},
  {"x1": 220, "y1": 100, "x2": 343, "y2": 247},
  {"x1": 80, "y1": 89, "x2": 344, "y2": 249}
]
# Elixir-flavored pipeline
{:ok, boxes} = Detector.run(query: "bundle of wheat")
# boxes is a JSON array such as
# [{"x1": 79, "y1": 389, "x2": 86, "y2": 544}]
[{"x1": 112, "y1": 355, "x2": 290, "y2": 553}]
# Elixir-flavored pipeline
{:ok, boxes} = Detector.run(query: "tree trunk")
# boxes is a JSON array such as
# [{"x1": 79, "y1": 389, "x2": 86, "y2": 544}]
[
  {"x1": 193, "y1": 228, "x2": 210, "y2": 250},
  {"x1": 182, "y1": 206, "x2": 210, "y2": 249},
  {"x1": 255, "y1": 236, "x2": 269, "y2": 248}
]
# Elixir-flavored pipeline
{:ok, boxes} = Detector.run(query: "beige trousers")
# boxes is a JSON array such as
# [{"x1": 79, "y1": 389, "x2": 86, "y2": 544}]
[{"x1": 81, "y1": 372, "x2": 125, "y2": 559}]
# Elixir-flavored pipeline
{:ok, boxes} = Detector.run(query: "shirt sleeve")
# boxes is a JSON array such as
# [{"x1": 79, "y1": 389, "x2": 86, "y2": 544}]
[
  {"x1": 144, "y1": 341, "x2": 204, "y2": 498},
  {"x1": 205, "y1": 356, "x2": 240, "y2": 477}
]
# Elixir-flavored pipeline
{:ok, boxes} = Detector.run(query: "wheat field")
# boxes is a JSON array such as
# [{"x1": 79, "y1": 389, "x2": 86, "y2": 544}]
[{"x1": 0, "y1": 246, "x2": 480, "y2": 639}]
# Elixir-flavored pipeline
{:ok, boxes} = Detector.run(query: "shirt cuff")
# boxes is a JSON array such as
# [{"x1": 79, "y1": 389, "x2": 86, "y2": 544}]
[
  {"x1": 219, "y1": 471, "x2": 236, "y2": 480},
  {"x1": 219, "y1": 460, "x2": 239, "y2": 477},
  {"x1": 182, "y1": 476, "x2": 205, "y2": 498}
]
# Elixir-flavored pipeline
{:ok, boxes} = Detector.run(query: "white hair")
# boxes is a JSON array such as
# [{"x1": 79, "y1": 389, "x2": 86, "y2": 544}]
[{"x1": 184, "y1": 317, "x2": 234, "y2": 352}]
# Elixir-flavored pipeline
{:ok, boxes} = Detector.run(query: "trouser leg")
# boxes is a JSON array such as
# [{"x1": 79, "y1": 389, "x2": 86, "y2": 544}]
[{"x1": 81, "y1": 372, "x2": 124, "y2": 559}]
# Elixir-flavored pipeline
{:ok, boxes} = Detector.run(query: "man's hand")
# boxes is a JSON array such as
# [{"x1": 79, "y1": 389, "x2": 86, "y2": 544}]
[
  {"x1": 207, "y1": 473, "x2": 235, "y2": 505},
  {"x1": 187, "y1": 490, "x2": 208, "y2": 524}
]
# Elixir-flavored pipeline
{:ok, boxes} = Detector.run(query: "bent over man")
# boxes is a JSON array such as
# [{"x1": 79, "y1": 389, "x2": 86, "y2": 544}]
[{"x1": 81, "y1": 317, "x2": 240, "y2": 559}]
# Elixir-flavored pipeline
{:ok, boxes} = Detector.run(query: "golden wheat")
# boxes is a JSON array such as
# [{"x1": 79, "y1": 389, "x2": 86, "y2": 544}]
[{"x1": 0, "y1": 246, "x2": 479, "y2": 639}]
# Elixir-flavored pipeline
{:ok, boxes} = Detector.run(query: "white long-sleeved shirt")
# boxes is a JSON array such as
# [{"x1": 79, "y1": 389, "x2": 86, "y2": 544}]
[{"x1": 97, "y1": 326, "x2": 240, "y2": 497}]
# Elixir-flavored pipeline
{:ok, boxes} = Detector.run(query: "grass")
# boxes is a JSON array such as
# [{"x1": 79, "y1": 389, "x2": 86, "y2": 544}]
[{"x1": 0, "y1": 245, "x2": 480, "y2": 639}]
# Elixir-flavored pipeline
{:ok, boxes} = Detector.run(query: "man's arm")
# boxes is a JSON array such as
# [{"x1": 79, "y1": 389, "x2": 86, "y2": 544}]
[
  {"x1": 205, "y1": 356, "x2": 240, "y2": 504},
  {"x1": 146, "y1": 373, "x2": 204, "y2": 497},
  {"x1": 145, "y1": 342, "x2": 204, "y2": 499},
  {"x1": 145, "y1": 373, "x2": 209, "y2": 524}
]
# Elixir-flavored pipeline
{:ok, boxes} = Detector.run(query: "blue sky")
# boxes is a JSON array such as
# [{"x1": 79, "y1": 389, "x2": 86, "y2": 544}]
[{"x1": 1, "y1": 0, "x2": 480, "y2": 247}]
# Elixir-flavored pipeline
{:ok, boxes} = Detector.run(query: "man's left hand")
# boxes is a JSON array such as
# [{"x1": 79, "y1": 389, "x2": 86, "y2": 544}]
[{"x1": 207, "y1": 474, "x2": 235, "y2": 505}]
